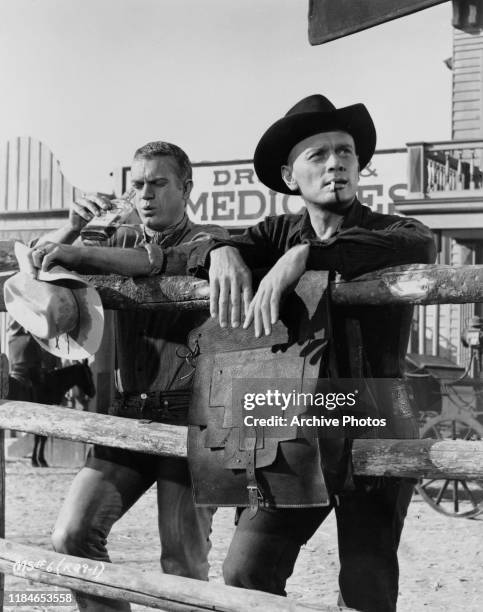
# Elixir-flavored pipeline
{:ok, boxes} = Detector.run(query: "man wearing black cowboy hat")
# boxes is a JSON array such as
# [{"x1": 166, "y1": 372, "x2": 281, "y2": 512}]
[{"x1": 182, "y1": 95, "x2": 436, "y2": 611}]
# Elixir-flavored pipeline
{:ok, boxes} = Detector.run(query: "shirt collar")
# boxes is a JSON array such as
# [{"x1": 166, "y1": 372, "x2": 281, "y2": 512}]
[
  {"x1": 339, "y1": 197, "x2": 364, "y2": 230},
  {"x1": 142, "y1": 212, "x2": 192, "y2": 247},
  {"x1": 289, "y1": 197, "x2": 363, "y2": 242}
]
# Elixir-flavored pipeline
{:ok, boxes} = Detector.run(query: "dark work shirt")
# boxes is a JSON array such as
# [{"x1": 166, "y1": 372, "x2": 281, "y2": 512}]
[
  {"x1": 84, "y1": 214, "x2": 228, "y2": 393},
  {"x1": 171, "y1": 198, "x2": 436, "y2": 384},
  {"x1": 7, "y1": 319, "x2": 60, "y2": 383},
  {"x1": 184, "y1": 198, "x2": 436, "y2": 281}
]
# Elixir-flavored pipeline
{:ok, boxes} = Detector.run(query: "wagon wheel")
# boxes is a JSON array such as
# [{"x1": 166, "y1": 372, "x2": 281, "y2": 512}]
[{"x1": 416, "y1": 413, "x2": 483, "y2": 519}]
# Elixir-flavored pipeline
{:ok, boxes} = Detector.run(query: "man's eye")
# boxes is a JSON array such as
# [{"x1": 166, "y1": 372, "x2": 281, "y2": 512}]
[{"x1": 132, "y1": 182, "x2": 143, "y2": 190}]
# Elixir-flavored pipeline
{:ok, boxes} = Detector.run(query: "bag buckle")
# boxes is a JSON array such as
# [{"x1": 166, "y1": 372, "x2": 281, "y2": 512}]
[
  {"x1": 140, "y1": 392, "x2": 149, "y2": 418},
  {"x1": 247, "y1": 484, "x2": 264, "y2": 519}
]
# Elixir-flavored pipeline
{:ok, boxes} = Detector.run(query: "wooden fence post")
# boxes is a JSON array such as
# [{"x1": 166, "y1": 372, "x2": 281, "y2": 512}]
[
  {"x1": 406, "y1": 142, "x2": 427, "y2": 199},
  {"x1": 0, "y1": 353, "x2": 9, "y2": 612}
]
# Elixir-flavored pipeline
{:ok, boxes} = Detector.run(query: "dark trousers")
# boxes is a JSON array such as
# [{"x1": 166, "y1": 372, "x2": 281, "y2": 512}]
[
  {"x1": 223, "y1": 476, "x2": 414, "y2": 612},
  {"x1": 52, "y1": 452, "x2": 215, "y2": 611}
]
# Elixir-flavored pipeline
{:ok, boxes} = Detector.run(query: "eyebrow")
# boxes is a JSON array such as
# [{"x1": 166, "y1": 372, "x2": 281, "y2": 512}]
[
  {"x1": 307, "y1": 146, "x2": 328, "y2": 156},
  {"x1": 308, "y1": 142, "x2": 355, "y2": 155},
  {"x1": 131, "y1": 176, "x2": 169, "y2": 184}
]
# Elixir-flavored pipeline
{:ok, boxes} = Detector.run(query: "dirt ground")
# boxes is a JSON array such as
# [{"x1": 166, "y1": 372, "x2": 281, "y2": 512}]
[{"x1": 3, "y1": 459, "x2": 483, "y2": 612}]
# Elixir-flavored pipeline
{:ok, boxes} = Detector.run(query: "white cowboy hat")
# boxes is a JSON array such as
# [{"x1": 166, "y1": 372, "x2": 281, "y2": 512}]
[{"x1": 3, "y1": 242, "x2": 104, "y2": 359}]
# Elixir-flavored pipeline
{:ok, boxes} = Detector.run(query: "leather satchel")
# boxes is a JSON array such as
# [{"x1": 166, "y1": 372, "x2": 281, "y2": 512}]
[
  {"x1": 186, "y1": 270, "x2": 418, "y2": 514},
  {"x1": 186, "y1": 271, "x2": 353, "y2": 515}
]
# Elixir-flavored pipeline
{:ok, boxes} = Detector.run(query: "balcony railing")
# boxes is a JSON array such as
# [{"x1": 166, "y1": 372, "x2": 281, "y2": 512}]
[{"x1": 406, "y1": 139, "x2": 483, "y2": 200}]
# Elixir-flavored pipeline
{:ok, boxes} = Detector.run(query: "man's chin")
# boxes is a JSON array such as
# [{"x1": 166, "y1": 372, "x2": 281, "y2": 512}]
[
  {"x1": 142, "y1": 217, "x2": 164, "y2": 232},
  {"x1": 307, "y1": 190, "x2": 355, "y2": 210}
]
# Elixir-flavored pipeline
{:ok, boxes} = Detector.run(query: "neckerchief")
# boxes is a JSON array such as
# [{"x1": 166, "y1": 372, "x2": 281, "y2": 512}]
[{"x1": 142, "y1": 212, "x2": 190, "y2": 249}]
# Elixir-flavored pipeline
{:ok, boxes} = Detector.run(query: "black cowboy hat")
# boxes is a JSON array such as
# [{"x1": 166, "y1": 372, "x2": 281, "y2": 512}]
[{"x1": 253, "y1": 94, "x2": 376, "y2": 195}]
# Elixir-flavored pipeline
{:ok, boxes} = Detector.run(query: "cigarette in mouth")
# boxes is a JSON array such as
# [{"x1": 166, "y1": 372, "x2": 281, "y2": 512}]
[{"x1": 329, "y1": 181, "x2": 336, "y2": 191}]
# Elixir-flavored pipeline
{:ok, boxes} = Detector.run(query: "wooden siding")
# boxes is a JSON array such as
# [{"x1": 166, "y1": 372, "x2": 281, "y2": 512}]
[
  {"x1": 0, "y1": 137, "x2": 80, "y2": 216},
  {"x1": 452, "y1": 30, "x2": 483, "y2": 139}
]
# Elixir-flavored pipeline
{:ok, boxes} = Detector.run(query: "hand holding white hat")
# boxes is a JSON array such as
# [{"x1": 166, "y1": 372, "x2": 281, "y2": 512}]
[
  {"x1": 27, "y1": 242, "x2": 82, "y2": 277},
  {"x1": 4, "y1": 243, "x2": 104, "y2": 359}
]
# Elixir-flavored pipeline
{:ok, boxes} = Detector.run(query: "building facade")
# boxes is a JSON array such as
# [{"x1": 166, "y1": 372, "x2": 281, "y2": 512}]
[{"x1": 398, "y1": 27, "x2": 483, "y2": 364}]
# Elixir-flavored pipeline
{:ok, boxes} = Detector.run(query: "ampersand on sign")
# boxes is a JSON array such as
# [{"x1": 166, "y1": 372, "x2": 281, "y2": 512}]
[{"x1": 360, "y1": 162, "x2": 377, "y2": 178}]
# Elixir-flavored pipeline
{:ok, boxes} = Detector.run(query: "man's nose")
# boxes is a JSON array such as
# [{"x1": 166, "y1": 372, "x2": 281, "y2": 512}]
[
  {"x1": 326, "y1": 151, "x2": 345, "y2": 171},
  {"x1": 141, "y1": 184, "x2": 154, "y2": 200}
]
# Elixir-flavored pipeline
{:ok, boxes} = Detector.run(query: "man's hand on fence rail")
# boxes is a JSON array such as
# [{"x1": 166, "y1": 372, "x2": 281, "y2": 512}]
[
  {"x1": 209, "y1": 246, "x2": 252, "y2": 329},
  {"x1": 3, "y1": 238, "x2": 483, "y2": 310}
]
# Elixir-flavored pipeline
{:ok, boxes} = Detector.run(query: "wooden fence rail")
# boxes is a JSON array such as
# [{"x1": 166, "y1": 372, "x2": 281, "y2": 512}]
[
  {"x1": 2, "y1": 265, "x2": 483, "y2": 311},
  {"x1": 0, "y1": 539, "x2": 349, "y2": 611},
  {"x1": 1, "y1": 401, "x2": 483, "y2": 480},
  {"x1": 3, "y1": 241, "x2": 483, "y2": 309}
]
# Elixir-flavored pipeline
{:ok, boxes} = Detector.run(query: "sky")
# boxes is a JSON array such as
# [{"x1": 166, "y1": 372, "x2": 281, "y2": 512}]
[{"x1": 0, "y1": 0, "x2": 453, "y2": 192}]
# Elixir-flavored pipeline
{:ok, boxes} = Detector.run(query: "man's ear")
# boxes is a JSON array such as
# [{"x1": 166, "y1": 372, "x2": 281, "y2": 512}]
[
  {"x1": 183, "y1": 179, "x2": 193, "y2": 201},
  {"x1": 281, "y1": 165, "x2": 298, "y2": 192}
]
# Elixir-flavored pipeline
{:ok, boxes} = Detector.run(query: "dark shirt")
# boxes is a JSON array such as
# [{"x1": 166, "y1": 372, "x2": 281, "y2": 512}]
[
  {"x1": 165, "y1": 200, "x2": 435, "y2": 490},
  {"x1": 184, "y1": 198, "x2": 436, "y2": 281},
  {"x1": 7, "y1": 319, "x2": 60, "y2": 383},
  {"x1": 173, "y1": 199, "x2": 436, "y2": 383},
  {"x1": 85, "y1": 214, "x2": 228, "y2": 393}
]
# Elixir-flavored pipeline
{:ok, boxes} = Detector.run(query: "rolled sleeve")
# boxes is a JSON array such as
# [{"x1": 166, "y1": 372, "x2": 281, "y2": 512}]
[
  {"x1": 161, "y1": 224, "x2": 230, "y2": 277},
  {"x1": 142, "y1": 243, "x2": 165, "y2": 275},
  {"x1": 186, "y1": 237, "x2": 230, "y2": 275},
  {"x1": 186, "y1": 219, "x2": 285, "y2": 275}
]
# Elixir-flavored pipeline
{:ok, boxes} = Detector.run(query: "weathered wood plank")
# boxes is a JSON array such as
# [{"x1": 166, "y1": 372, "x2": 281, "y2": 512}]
[
  {"x1": 1, "y1": 402, "x2": 483, "y2": 479},
  {"x1": 0, "y1": 400, "x2": 187, "y2": 457},
  {"x1": 0, "y1": 142, "x2": 8, "y2": 212},
  {"x1": 352, "y1": 439, "x2": 483, "y2": 480},
  {"x1": 2, "y1": 264, "x2": 483, "y2": 310},
  {"x1": 39, "y1": 146, "x2": 53, "y2": 210},
  {"x1": 28, "y1": 139, "x2": 41, "y2": 211},
  {"x1": 17, "y1": 137, "x2": 30, "y2": 212},
  {"x1": 0, "y1": 432, "x2": 3, "y2": 612},
  {"x1": 330, "y1": 264, "x2": 483, "y2": 305},
  {"x1": 0, "y1": 539, "x2": 349, "y2": 612},
  {"x1": 6, "y1": 139, "x2": 19, "y2": 212},
  {"x1": 4, "y1": 271, "x2": 210, "y2": 312},
  {"x1": 80, "y1": 274, "x2": 211, "y2": 310},
  {"x1": 2, "y1": 239, "x2": 483, "y2": 308},
  {"x1": 0, "y1": 354, "x2": 8, "y2": 612},
  {"x1": 0, "y1": 239, "x2": 211, "y2": 310}
]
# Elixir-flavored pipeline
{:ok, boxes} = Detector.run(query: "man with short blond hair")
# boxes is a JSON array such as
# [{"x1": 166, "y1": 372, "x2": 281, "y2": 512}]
[{"x1": 28, "y1": 141, "x2": 227, "y2": 611}]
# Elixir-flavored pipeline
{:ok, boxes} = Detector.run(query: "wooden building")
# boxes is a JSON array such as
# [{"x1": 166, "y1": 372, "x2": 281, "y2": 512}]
[{"x1": 398, "y1": 27, "x2": 483, "y2": 364}]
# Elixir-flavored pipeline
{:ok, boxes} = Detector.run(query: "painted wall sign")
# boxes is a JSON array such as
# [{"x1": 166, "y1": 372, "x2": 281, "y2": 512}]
[{"x1": 121, "y1": 149, "x2": 408, "y2": 227}]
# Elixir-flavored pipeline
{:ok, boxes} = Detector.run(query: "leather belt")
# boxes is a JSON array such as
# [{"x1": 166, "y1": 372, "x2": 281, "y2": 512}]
[{"x1": 112, "y1": 389, "x2": 191, "y2": 424}]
